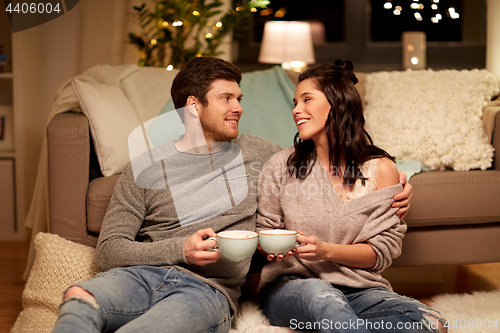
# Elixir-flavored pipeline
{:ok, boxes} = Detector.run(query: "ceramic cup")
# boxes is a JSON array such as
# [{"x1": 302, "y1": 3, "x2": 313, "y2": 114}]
[
  {"x1": 258, "y1": 230, "x2": 298, "y2": 256},
  {"x1": 207, "y1": 230, "x2": 258, "y2": 261}
]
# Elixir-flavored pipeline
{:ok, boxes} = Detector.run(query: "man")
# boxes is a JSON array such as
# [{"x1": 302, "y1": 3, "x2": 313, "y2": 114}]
[{"x1": 52, "y1": 57, "x2": 412, "y2": 333}]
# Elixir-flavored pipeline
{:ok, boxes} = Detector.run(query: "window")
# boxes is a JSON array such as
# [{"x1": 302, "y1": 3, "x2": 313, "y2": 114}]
[
  {"x1": 233, "y1": 0, "x2": 486, "y2": 70},
  {"x1": 371, "y1": 0, "x2": 486, "y2": 42}
]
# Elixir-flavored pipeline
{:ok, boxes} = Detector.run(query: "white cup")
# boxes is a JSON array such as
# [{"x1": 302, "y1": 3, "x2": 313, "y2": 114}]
[
  {"x1": 258, "y1": 230, "x2": 298, "y2": 256},
  {"x1": 207, "y1": 230, "x2": 258, "y2": 261}
]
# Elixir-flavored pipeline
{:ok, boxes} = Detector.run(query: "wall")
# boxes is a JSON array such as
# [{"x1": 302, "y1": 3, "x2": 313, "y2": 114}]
[
  {"x1": 486, "y1": 0, "x2": 500, "y2": 76},
  {"x1": 12, "y1": 0, "x2": 141, "y2": 221}
]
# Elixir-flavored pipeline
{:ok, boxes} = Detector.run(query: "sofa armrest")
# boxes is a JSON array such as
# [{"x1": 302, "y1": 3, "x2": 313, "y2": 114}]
[
  {"x1": 47, "y1": 112, "x2": 97, "y2": 247},
  {"x1": 492, "y1": 107, "x2": 500, "y2": 171}
]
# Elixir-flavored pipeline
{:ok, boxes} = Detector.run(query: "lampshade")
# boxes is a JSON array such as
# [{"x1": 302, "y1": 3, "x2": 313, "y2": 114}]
[
  {"x1": 259, "y1": 21, "x2": 315, "y2": 72},
  {"x1": 402, "y1": 31, "x2": 426, "y2": 70}
]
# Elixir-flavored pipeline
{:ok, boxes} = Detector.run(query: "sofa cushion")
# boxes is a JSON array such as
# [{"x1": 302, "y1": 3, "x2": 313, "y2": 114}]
[
  {"x1": 87, "y1": 175, "x2": 120, "y2": 233},
  {"x1": 405, "y1": 170, "x2": 500, "y2": 228},
  {"x1": 73, "y1": 79, "x2": 142, "y2": 177}
]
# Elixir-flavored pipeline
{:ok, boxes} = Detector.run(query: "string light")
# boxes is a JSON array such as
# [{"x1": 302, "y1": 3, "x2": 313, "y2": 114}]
[
  {"x1": 383, "y1": 1, "x2": 459, "y2": 22},
  {"x1": 274, "y1": 8, "x2": 286, "y2": 18},
  {"x1": 260, "y1": 8, "x2": 273, "y2": 16}
]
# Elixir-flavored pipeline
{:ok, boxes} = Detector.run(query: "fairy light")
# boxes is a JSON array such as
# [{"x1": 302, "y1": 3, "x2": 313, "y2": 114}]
[
  {"x1": 387, "y1": 1, "x2": 458, "y2": 22},
  {"x1": 260, "y1": 8, "x2": 273, "y2": 16},
  {"x1": 274, "y1": 8, "x2": 286, "y2": 18}
]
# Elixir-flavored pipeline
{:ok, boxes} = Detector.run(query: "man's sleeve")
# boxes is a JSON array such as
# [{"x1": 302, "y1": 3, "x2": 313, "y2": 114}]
[{"x1": 96, "y1": 165, "x2": 189, "y2": 271}]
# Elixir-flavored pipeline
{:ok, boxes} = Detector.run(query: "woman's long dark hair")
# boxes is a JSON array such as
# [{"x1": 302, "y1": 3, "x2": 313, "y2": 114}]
[{"x1": 286, "y1": 59, "x2": 394, "y2": 186}]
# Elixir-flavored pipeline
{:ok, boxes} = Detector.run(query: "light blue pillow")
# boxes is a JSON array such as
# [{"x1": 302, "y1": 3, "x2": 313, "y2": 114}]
[
  {"x1": 238, "y1": 66, "x2": 297, "y2": 148},
  {"x1": 396, "y1": 161, "x2": 424, "y2": 181},
  {"x1": 145, "y1": 66, "x2": 297, "y2": 148}
]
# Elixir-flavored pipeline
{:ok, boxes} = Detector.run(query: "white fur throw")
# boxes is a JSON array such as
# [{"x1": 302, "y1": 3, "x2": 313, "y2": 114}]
[{"x1": 364, "y1": 69, "x2": 499, "y2": 171}]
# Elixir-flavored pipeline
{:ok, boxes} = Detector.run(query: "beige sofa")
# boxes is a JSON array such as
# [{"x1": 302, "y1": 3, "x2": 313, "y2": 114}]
[{"x1": 46, "y1": 69, "x2": 500, "y2": 268}]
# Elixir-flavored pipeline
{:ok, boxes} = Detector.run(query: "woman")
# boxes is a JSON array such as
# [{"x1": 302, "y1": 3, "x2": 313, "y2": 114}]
[{"x1": 256, "y1": 60, "x2": 446, "y2": 333}]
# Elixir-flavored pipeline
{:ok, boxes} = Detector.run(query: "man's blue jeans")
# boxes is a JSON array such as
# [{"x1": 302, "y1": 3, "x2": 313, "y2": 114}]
[
  {"x1": 52, "y1": 266, "x2": 232, "y2": 333},
  {"x1": 260, "y1": 275, "x2": 446, "y2": 333}
]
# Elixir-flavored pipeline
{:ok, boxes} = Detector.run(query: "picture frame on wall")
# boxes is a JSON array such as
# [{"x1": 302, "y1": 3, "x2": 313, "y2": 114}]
[{"x1": 0, "y1": 105, "x2": 14, "y2": 151}]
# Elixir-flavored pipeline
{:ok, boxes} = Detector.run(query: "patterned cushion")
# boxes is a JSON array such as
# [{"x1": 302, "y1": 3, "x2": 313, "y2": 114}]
[{"x1": 11, "y1": 233, "x2": 98, "y2": 333}]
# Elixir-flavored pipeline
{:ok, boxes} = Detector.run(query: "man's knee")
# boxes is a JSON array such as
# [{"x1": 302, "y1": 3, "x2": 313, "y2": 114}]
[{"x1": 63, "y1": 286, "x2": 100, "y2": 309}]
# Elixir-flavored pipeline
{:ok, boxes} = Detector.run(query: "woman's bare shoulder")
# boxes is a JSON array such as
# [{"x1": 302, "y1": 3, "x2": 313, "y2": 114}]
[{"x1": 375, "y1": 157, "x2": 399, "y2": 190}]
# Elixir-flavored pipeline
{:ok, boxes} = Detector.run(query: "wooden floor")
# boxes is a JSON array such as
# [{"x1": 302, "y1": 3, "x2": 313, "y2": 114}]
[
  {"x1": 0, "y1": 238, "x2": 30, "y2": 333},
  {"x1": 1, "y1": 238, "x2": 500, "y2": 333}
]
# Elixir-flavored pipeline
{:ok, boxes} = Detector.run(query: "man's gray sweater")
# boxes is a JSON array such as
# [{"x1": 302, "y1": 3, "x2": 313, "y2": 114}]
[{"x1": 96, "y1": 133, "x2": 281, "y2": 313}]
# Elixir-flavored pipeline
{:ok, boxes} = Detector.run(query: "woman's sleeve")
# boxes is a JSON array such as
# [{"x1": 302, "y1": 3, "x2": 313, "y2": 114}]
[{"x1": 256, "y1": 155, "x2": 286, "y2": 232}]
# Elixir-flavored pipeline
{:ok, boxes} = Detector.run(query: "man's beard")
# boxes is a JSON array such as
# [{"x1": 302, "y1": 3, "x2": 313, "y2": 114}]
[{"x1": 199, "y1": 115, "x2": 238, "y2": 143}]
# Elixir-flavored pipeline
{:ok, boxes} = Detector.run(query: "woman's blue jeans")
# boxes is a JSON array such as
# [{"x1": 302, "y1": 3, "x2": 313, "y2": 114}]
[
  {"x1": 52, "y1": 266, "x2": 232, "y2": 333},
  {"x1": 260, "y1": 276, "x2": 446, "y2": 333}
]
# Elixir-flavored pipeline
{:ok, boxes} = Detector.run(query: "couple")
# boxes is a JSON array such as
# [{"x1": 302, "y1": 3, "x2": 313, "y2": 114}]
[{"x1": 52, "y1": 57, "x2": 445, "y2": 333}]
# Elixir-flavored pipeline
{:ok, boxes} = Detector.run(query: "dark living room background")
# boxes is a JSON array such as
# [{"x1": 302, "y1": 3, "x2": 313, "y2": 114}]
[{"x1": 233, "y1": 0, "x2": 486, "y2": 72}]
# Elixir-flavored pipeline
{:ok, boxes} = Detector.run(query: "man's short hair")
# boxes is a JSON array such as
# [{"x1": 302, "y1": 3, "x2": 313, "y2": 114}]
[{"x1": 171, "y1": 57, "x2": 242, "y2": 110}]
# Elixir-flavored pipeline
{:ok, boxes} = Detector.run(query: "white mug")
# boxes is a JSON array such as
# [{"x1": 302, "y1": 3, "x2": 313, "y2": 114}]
[
  {"x1": 207, "y1": 230, "x2": 258, "y2": 261},
  {"x1": 259, "y1": 230, "x2": 299, "y2": 256}
]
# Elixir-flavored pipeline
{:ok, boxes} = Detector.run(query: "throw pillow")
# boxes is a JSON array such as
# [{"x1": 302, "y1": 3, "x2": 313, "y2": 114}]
[
  {"x1": 238, "y1": 66, "x2": 297, "y2": 149},
  {"x1": 72, "y1": 79, "x2": 142, "y2": 177},
  {"x1": 142, "y1": 66, "x2": 298, "y2": 151},
  {"x1": 364, "y1": 69, "x2": 499, "y2": 171},
  {"x1": 11, "y1": 233, "x2": 98, "y2": 333}
]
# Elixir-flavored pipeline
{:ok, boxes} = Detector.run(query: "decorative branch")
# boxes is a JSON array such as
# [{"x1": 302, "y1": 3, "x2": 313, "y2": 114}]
[{"x1": 129, "y1": 0, "x2": 270, "y2": 69}]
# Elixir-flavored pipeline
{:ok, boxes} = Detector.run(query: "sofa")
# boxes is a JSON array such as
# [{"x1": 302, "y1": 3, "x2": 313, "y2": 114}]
[
  {"x1": 46, "y1": 67, "x2": 500, "y2": 268},
  {"x1": 13, "y1": 64, "x2": 500, "y2": 333}
]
